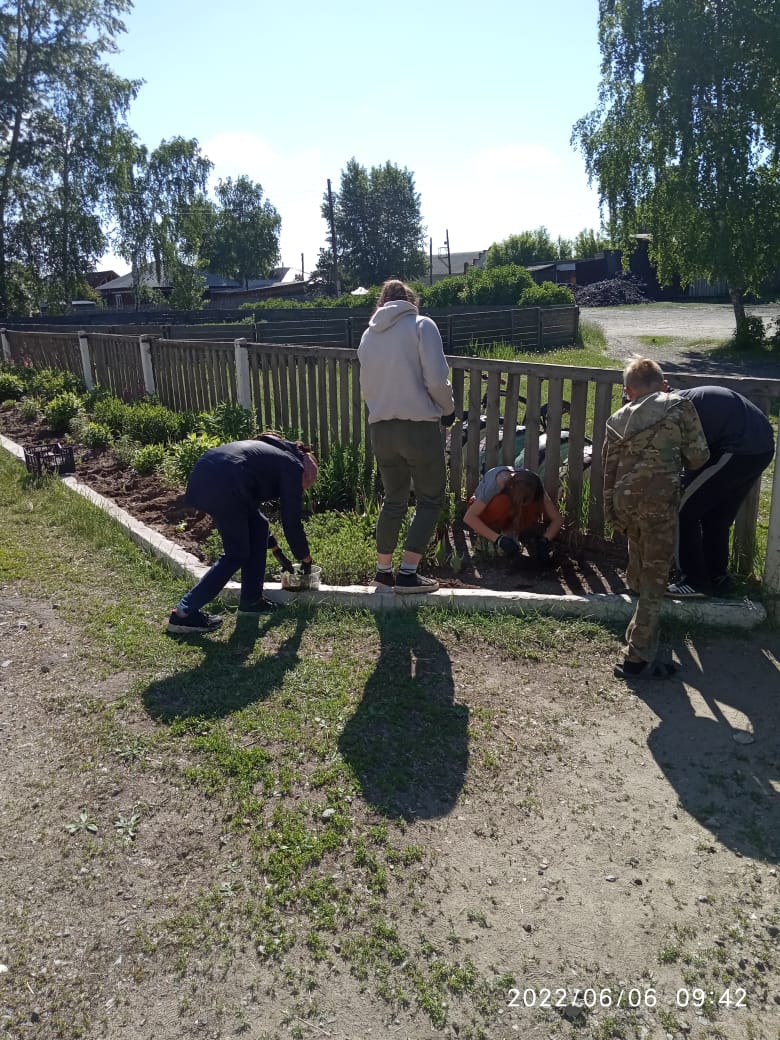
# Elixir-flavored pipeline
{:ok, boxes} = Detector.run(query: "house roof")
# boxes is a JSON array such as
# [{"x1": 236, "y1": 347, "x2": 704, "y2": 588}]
[
  {"x1": 97, "y1": 265, "x2": 298, "y2": 294},
  {"x1": 428, "y1": 250, "x2": 487, "y2": 279}
]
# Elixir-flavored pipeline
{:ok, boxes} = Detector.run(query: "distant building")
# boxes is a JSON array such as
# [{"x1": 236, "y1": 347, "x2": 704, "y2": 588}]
[
  {"x1": 426, "y1": 250, "x2": 487, "y2": 284},
  {"x1": 96, "y1": 265, "x2": 308, "y2": 309}
]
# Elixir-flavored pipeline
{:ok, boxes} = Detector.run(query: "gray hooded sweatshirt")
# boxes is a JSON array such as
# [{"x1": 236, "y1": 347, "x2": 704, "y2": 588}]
[{"x1": 357, "y1": 300, "x2": 455, "y2": 423}]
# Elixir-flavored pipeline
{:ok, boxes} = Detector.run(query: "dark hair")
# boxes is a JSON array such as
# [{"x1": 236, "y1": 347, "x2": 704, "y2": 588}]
[
  {"x1": 376, "y1": 279, "x2": 419, "y2": 309},
  {"x1": 257, "y1": 430, "x2": 315, "y2": 455}
]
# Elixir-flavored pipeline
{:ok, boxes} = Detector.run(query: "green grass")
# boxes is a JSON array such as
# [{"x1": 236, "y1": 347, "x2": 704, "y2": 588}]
[{"x1": 0, "y1": 448, "x2": 622, "y2": 1036}]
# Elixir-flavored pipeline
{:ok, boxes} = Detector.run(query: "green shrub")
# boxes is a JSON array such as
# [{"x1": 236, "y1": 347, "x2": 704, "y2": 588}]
[
  {"x1": 163, "y1": 433, "x2": 220, "y2": 485},
  {"x1": 123, "y1": 401, "x2": 182, "y2": 445},
  {"x1": 458, "y1": 265, "x2": 534, "y2": 306},
  {"x1": 27, "y1": 368, "x2": 84, "y2": 402},
  {"x1": 113, "y1": 434, "x2": 139, "y2": 469},
  {"x1": 132, "y1": 443, "x2": 167, "y2": 476},
  {"x1": 518, "y1": 281, "x2": 576, "y2": 307},
  {"x1": 732, "y1": 315, "x2": 766, "y2": 351},
  {"x1": 92, "y1": 396, "x2": 130, "y2": 435},
  {"x1": 421, "y1": 276, "x2": 467, "y2": 309},
  {"x1": 81, "y1": 421, "x2": 113, "y2": 451},
  {"x1": 200, "y1": 402, "x2": 256, "y2": 442},
  {"x1": 17, "y1": 396, "x2": 41, "y2": 421},
  {"x1": 0, "y1": 372, "x2": 25, "y2": 400},
  {"x1": 45, "y1": 391, "x2": 83, "y2": 434}
]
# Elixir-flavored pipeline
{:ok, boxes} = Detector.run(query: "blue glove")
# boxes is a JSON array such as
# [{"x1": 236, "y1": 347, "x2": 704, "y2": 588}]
[{"x1": 497, "y1": 535, "x2": 520, "y2": 557}]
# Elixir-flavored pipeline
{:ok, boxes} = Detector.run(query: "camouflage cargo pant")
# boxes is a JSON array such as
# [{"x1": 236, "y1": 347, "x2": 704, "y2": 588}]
[{"x1": 618, "y1": 507, "x2": 676, "y2": 663}]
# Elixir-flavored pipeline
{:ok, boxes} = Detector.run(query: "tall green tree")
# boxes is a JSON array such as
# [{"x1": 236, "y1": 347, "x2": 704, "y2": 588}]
[
  {"x1": 322, "y1": 158, "x2": 426, "y2": 288},
  {"x1": 572, "y1": 0, "x2": 780, "y2": 326},
  {"x1": 485, "y1": 228, "x2": 562, "y2": 267},
  {"x1": 205, "y1": 176, "x2": 281, "y2": 287},
  {"x1": 0, "y1": 0, "x2": 137, "y2": 315},
  {"x1": 572, "y1": 228, "x2": 612, "y2": 259},
  {"x1": 108, "y1": 133, "x2": 213, "y2": 307}
]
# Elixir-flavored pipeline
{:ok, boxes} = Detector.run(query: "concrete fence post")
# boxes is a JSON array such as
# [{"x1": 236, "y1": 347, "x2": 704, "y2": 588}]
[
  {"x1": 0, "y1": 328, "x2": 11, "y2": 363},
  {"x1": 234, "y1": 337, "x2": 252, "y2": 410},
  {"x1": 77, "y1": 330, "x2": 95, "y2": 391},
  {"x1": 139, "y1": 335, "x2": 156, "y2": 396},
  {"x1": 762, "y1": 432, "x2": 780, "y2": 611}
]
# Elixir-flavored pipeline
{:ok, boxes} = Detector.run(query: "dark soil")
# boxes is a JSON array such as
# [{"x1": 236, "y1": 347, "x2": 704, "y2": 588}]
[{"x1": 0, "y1": 404, "x2": 630, "y2": 597}]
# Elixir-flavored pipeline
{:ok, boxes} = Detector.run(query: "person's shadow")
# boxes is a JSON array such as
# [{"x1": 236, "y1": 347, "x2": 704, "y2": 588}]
[
  {"x1": 630, "y1": 635, "x2": 780, "y2": 862},
  {"x1": 142, "y1": 611, "x2": 307, "y2": 723},
  {"x1": 338, "y1": 611, "x2": 468, "y2": 821}
]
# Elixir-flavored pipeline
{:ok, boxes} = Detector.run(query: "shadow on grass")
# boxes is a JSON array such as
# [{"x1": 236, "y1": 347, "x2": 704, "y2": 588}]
[
  {"x1": 631, "y1": 634, "x2": 780, "y2": 862},
  {"x1": 142, "y1": 610, "x2": 308, "y2": 723},
  {"x1": 338, "y1": 610, "x2": 468, "y2": 822}
]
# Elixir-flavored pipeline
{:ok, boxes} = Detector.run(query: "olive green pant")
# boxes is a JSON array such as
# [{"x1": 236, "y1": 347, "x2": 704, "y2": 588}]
[
  {"x1": 620, "y1": 507, "x2": 676, "y2": 663},
  {"x1": 370, "y1": 419, "x2": 446, "y2": 557}
]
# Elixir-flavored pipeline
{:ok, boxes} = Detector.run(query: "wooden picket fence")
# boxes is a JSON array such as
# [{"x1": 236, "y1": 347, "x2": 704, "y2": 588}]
[{"x1": 2, "y1": 326, "x2": 779, "y2": 579}]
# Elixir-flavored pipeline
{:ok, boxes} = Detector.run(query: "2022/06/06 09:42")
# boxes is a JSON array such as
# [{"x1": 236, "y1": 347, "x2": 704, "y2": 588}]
[{"x1": 507, "y1": 986, "x2": 748, "y2": 1010}]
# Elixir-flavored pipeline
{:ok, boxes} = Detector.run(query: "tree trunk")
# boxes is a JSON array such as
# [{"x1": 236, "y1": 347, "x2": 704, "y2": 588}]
[{"x1": 730, "y1": 288, "x2": 746, "y2": 330}]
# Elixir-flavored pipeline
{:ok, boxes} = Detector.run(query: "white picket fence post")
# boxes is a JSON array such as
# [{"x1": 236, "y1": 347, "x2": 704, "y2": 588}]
[
  {"x1": 1, "y1": 328, "x2": 12, "y2": 363},
  {"x1": 77, "y1": 330, "x2": 95, "y2": 391},
  {"x1": 139, "y1": 334, "x2": 156, "y2": 396},
  {"x1": 234, "y1": 337, "x2": 252, "y2": 411}
]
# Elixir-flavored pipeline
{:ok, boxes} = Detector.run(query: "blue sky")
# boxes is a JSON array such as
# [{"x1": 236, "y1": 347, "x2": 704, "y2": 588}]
[{"x1": 102, "y1": 0, "x2": 605, "y2": 276}]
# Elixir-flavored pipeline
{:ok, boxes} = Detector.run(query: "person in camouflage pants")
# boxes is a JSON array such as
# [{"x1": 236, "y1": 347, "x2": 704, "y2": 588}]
[{"x1": 604, "y1": 359, "x2": 710, "y2": 680}]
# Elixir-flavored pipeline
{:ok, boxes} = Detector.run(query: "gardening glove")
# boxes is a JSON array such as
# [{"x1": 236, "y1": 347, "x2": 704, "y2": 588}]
[
  {"x1": 496, "y1": 535, "x2": 520, "y2": 557},
  {"x1": 534, "y1": 537, "x2": 553, "y2": 565},
  {"x1": 272, "y1": 546, "x2": 294, "y2": 573},
  {"x1": 440, "y1": 411, "x2": 457, "y2": 428}
]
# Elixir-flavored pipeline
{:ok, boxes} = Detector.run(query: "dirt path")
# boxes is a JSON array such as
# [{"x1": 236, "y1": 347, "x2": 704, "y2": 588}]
[{"x1": 581, "y1": 302, "x2": 780, "y2": 376}]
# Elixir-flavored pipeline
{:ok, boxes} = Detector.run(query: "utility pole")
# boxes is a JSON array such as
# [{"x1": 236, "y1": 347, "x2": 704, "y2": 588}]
[
  {"x1": 445, "y1": 229, "x2": 451, "y2": 275},
  {"x1": 326, "y1": 178, "x2": 341, "y2": 296},
  {"x1": 301, "y1": 253, "x2": 305, "y2": 282},
  {"x1": 429, "y1": 237, "x2": 433, "y2": 285}
]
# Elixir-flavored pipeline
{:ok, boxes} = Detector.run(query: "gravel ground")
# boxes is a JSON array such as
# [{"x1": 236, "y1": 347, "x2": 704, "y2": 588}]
[{"x1": 580, "y1": 302, "x2": 780, "y2": 376}]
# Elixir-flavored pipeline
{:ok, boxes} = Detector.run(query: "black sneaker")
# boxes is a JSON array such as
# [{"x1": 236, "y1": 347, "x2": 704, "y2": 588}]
[
  {"x1": 237, "y1": 597, "x2": 280, "y2": 614},
  {"x1": 711, "y1": 575, "x2": 735, "y2": 597},
  {"x1": 371, "y1": 570, "x2": 395, "y2": 592},
  {"x1": 167, "y1": 610, "x2": 223, "y2": 634},
  {"x1": 394, "y1": 572, "x2": 439, "y2": 595}
]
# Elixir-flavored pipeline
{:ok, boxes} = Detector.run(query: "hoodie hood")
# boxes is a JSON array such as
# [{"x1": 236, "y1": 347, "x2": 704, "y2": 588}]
[
  {"x1": 607, "y1": 391, "x2": 685, "y2": 443},
  {"x1": 368, "y1": 299, "x2": 418, "y2": 333}
]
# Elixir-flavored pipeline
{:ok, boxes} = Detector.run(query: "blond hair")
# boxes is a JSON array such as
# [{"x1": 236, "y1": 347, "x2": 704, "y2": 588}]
[
  {"x1": 377, "y1": 279, "x2": 419, "y2": 309},
  {"x1": 624, "y1": 357, "x2": 664, "y2": 393}
]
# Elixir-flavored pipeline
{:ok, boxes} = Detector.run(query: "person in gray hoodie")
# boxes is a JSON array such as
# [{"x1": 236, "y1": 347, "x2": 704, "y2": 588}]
[
  {"x1": 604, "y1": 358, "x2": 709, "y2": 679},
  {"x1": 357, "y1": 279, "x2": 456, "y2": 593}
]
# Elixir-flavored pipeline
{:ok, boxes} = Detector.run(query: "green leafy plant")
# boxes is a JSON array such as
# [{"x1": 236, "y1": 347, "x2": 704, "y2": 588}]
[
  {"x1": 203, "y1": 527, "x2": 223, "y2": 564},
  {"x1": 123, "y1": 400, "x2": 183, "y2": 445},
  {"x1": 66, "y1": 809, "x2": 98, "y2": 835},
  {"x1": 92, "y1": 395, "x2": 130, "y2": 435},
  {"x1": 114, "y1": 809, "x2": 141, "y2": 841},
  {"x1": 81, "y1": 421, "x2": 113, "y2": 451},
  {"x1": 732, "y1": 315, "x2": 766, "y2": 351},
  {"x1": 163, "y1": 432, "x2": 220, "y2": 485},
  {"x1": 113, "y1": 434, "x2": 140, "y2": 469},
  {"x1": 45, "y1": 391, "x2": 83, "y2": 434},
  {"x1": 309, "y1": 442, "x2": 381, "y2": 512},
  {"x1": 518, "y1": 281, "x2": 576, "y2": 307},
  {"x1": 132, "y1": 443, "x2": 167, "y2": 476},
  {"x1": 200, "y1": 402, "x2": 256, "y2": 442},
  {"x1": 17, "y1": 396, "x2": 41, "y2": 421},
  {"x1": 0, "y1": 372, "x2": 25, "y2": 400},
  {"x1": 26, "y1": 367, "x2": 84, "y2": 402}
]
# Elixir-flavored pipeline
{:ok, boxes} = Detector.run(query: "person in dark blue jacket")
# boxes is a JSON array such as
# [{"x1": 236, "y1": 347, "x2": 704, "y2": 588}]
[
  {"x1": 667, "y1": 386, "x2": 775, "y2": 597},
  {"x1": 167, "y1": 433, "x2": 318, "y2": 633}
]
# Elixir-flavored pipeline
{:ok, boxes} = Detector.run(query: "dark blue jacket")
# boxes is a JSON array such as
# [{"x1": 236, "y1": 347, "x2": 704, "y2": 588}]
[
  {"x1": 185, "y1": 436, "x2": 310, "y2": 560},
  {"x1": 677, "y1": 387, "x2": 775, "y2": 459}
]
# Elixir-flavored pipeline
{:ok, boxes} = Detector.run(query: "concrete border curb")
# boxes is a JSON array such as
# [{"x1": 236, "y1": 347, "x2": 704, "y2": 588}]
[{"x1": 1, "y1": 431, "x2": 766, "y2": 628}]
